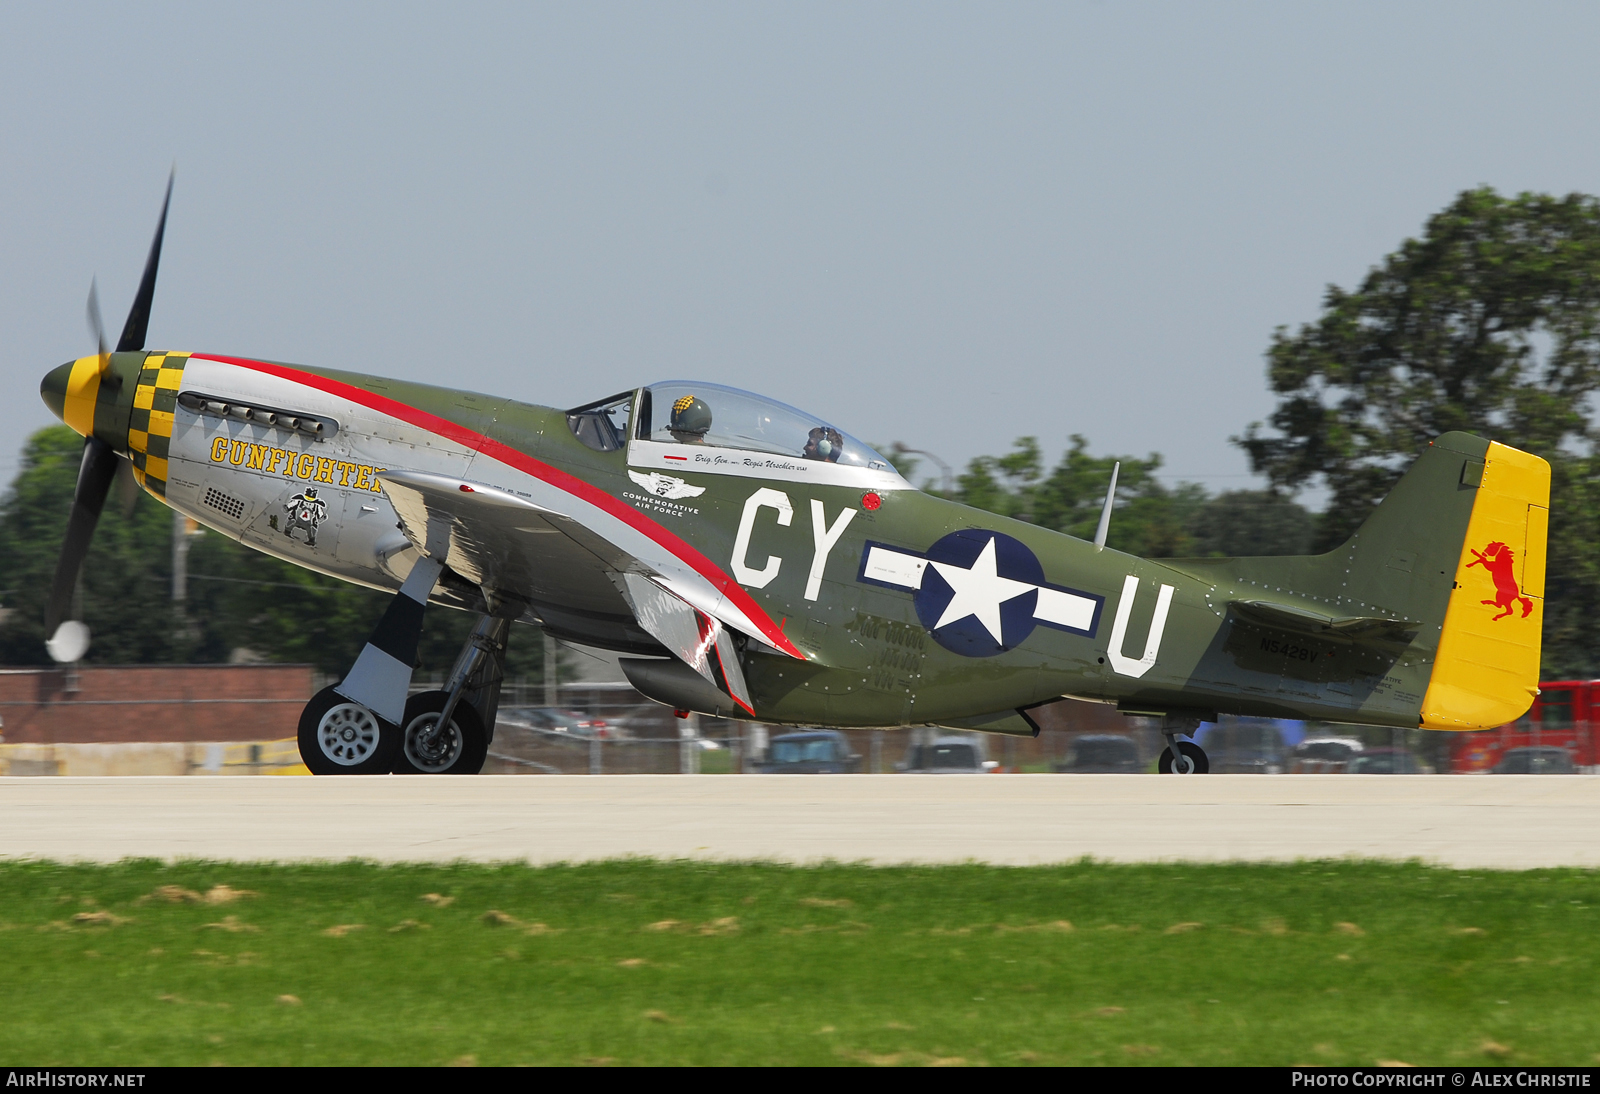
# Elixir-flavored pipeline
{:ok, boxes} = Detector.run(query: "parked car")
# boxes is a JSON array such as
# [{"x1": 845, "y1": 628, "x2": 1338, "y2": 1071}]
[
  {"x1": 1346, "y1": 747, "x2": 1428, "y2": 774},
  {"x1": 1200, "y1": 720, "x2": 1288, "y2": 774},
  {"x1": 1056, "y1": 734, "x2": 1143, "y2": 773},
  {"x1": 1289, "y1": 736, "x2": 1365, "y2": 773},
  {"x1": 898, "y1": 735, "x2": 999, "y2": 773},
  {"x1": 1492, "y1": 746, "x2": 1576, "y2": 774},
  {"x1": 499, "y1": 707, "x2": 616, "y2": 739},
  {"x1": 757, "y1": 731, "x2": 861, "y2": 773}
]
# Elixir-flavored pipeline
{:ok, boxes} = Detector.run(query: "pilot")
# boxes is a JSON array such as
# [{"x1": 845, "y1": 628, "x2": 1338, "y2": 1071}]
[
  {"x1": 803, "y1": 426, "x2": 844, "y2": 462},
  {"x1": 669, "y1": 394, "x2": 712, "y2": 443}
]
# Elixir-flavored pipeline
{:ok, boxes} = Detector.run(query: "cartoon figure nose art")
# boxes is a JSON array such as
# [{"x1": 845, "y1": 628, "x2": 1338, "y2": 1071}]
[{"x1": 284, "y1": 486, "x2": 329, "y2": 547}]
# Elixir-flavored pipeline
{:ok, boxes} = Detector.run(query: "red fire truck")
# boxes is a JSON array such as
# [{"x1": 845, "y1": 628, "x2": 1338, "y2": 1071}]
[{"x1": 1447, "y1": 680, "x2": 1600, "y2": 772}]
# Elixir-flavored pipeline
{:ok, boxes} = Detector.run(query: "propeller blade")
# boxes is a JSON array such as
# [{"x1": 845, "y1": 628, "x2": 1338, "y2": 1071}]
[
  {"x1": 86, "y1": 278, "x2": 108, "y2": 363},
  {"x1": 114, "y1": 454, "x2": 139, "y2": 517},
  {"x1": 114, "y1": 171, "x2": 173, "y2": 354},
  {"x1": 43, "y1": 436, "x2": 120, "y2": 644},
  {"x1": 46, "y1": 174, "x2": 174, "y2": 660}
]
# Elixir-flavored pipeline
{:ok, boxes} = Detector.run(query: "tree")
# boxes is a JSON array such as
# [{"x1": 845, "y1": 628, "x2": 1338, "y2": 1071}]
[
  {"x1": 947, "y1": 435, "x2": 1202, "y2": 557},
  {"x1": 1239, "y1": 188, "x2": 1600, "y2": 544},
  {"x1": 0, "y1": 426, "x2": 188, "y2": 665},
  {"x1": 940, "y1": 435, "x2": 1317, "y2": 559},
  {"x1": 1236, "y1": 188, "x2": 1600, "y2": 674},
  {"x1": 1188, "y1": 490, "x2": 1314, "y2": 558},
  {"x1": 954, "y1": 436, "x2": 1045, "y2": 522},
  {"x1": 1028, "y1": 437, "x2": 1210, "y2": 558}
]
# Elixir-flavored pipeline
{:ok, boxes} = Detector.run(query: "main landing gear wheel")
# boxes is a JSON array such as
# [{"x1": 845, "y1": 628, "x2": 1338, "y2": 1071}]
[
  {"x1": 1158, "y1": 741, "x2": 1210, "y2": 774},
  {"x1": 393, "y1": 690, "x2": 488, "y2": 775},
  {"x1": 298, "y1": 685, "x2": 399, "y2": 775}
]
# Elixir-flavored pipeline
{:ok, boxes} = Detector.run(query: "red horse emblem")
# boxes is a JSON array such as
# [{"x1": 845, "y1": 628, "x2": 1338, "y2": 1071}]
[{"x1": 1467, "y1": 541, "x2": 1533, "y2": 620}]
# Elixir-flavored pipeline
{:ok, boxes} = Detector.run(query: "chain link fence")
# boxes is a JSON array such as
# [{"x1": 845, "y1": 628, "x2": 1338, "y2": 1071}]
[
  {"x1": 21, "y1": 671, "x2": 1573, "y2": 777},
  {"x1": 453, "y1": 678, "x2": 1600, "y2": 776}
]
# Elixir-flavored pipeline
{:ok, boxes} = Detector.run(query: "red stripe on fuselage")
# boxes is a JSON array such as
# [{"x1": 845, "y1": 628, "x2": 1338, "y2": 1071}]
[{"x1": 192, "y1": 354, "x2": 806, "y2": 660}]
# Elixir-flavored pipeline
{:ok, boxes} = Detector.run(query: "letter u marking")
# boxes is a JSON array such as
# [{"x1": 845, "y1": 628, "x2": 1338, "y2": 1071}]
[{"x1": 1107, "y1": 575, "x2": 1175, "y2": 679}]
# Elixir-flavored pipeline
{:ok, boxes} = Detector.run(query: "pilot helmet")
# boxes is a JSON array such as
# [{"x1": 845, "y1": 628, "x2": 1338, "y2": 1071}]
[
  {"x1": 670, "y1": 394, "x2": 712, "y2": 436},
  {"x1": 805, "y1": 426, "x2": 843, "y2": 462}
]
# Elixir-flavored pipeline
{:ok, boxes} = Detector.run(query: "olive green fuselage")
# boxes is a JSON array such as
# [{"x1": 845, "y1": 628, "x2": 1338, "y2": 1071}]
[{"x1": 47, "y1": 352, "x2": 1445, "y2": 731}]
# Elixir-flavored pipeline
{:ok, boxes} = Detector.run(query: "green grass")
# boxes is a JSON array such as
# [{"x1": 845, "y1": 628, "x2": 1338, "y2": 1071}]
[{"x1": 0, "y1": 859, "x2": 1596, "y2": 1066}]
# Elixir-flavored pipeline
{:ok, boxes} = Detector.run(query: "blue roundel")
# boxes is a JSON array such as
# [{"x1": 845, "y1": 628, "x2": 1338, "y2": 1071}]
[{"x1": 913, "y1": 530, "x2": 1045, "y2": 657}]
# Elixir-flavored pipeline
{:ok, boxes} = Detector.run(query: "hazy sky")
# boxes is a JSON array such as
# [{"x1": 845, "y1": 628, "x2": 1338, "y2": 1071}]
[{"x1": 6, "y1": 3, "x2": 1600, "y2": 501}]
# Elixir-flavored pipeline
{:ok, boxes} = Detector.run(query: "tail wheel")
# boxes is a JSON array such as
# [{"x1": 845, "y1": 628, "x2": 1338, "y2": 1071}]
[
  {"x1": 394, "y1": 690, "x2": 488, "y2": 775},
  {"x1": 298, "y1": 685, "x2": 399, "y2": 775},
  {"x1": 1158, "y1": 741, "x2": 1210, "y2": 774}
]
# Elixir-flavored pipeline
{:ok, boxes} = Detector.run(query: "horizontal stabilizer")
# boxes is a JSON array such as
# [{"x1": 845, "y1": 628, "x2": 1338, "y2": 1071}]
[{"x1": 1229, "y1": 599, "x2": 1418, "y2": 641}]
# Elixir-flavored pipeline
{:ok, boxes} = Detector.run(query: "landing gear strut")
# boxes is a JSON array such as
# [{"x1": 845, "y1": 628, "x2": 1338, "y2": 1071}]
[
  {"x1": 294, "y1": 548, "x2": 513, "y2": 775},
  {"x1": 1157, "y1": 716, "x2": 1209, "y2": 774},
  {"x1": 398, "y1": 691, "x2": 487, "y2": 774},
  {"x1": 393, "y1": 615, "x2": 508, "y2": 775}
]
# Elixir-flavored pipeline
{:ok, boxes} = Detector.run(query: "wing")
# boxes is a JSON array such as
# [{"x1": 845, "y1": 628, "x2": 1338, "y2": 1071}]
[{"x1": 378, "y1": 468, "x2": 792, "y2": 712}]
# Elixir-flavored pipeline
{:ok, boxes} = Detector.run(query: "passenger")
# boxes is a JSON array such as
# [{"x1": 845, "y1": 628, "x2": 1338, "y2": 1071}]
[
  {"x1": 669, "y1": 395, "x2": 712, "y2": 444},
  {"x1": 803, "y1": 426, "x2": 844, "y2": 462}
]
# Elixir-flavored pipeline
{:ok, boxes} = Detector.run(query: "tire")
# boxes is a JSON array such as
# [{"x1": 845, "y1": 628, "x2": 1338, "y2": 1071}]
[
  {"x1": 1158, "y1": 740, "x2": 1210, "y2": 774},
  {"x1": 298, "y1": 685, "x2": 400, "y2": 775},
  {"x1": 393, "y1": 690, "x2": 488, "y2": 775}
]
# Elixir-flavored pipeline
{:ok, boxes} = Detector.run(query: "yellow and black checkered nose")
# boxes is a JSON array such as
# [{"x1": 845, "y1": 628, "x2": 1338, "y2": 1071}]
[{"x1": 126, "y1": 353, "x2": 188, "y2": 497}]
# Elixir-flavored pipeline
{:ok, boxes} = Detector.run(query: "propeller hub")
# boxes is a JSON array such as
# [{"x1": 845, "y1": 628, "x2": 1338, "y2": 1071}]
[
  {"x1": 39, "y1": 360, "x2": 73, "y2": 425},
  {"x1": 40, "y1": 353, "x2": 141, "y2": 450},
  {"x1": 40, "y1": 357, "x2": 101, "y2": 437}
]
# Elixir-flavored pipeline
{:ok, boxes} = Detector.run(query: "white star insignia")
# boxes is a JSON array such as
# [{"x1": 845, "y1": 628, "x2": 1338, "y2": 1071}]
[
  {"x1": 860, "y1": 537, "x2": 1101, "y2": 638},
  {"x1": 928, "y1": 537, "x2": 1036, "y2": 643}
]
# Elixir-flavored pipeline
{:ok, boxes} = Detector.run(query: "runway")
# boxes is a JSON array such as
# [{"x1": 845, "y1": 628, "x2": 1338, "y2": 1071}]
[{"x1": 0, "y1": 775, "x2": 1596, "y2": 868}]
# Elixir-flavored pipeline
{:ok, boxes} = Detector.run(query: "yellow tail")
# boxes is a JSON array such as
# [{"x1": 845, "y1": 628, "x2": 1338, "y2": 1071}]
[{"x1": 1421, "y1": 441, "x2": 1550, "y2": 729}]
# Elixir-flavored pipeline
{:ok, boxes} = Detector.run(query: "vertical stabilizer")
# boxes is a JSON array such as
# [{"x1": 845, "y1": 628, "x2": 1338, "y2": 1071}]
[
  {"x1": 1171, "y1": 431, "x2": 1551, "y2": 730},
  {"x1": 1420, "y1": 441, "x2": 1550, "y2": 729}
]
